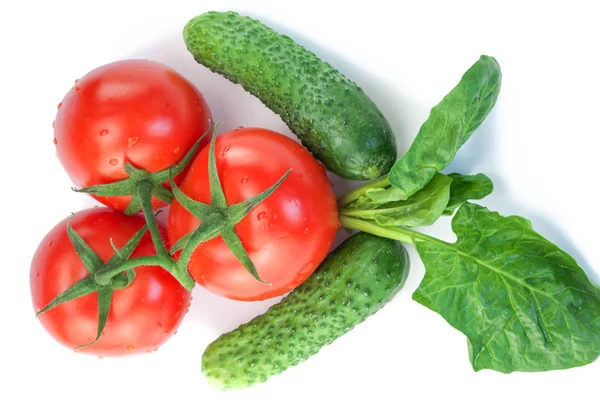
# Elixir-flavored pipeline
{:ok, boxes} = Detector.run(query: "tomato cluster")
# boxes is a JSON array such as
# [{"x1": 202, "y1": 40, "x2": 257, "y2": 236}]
[{"x1": 31, "y1": 60, "x2": 339, "y2": 356}]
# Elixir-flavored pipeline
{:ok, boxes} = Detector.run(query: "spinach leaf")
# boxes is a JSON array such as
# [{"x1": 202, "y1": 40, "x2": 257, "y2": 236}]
[
  {"x1": 444, "y1": 173, "x2": 494, "y2": 215},
  {"x1": 412, "y1": 203, "x2": 600, "y2": 373},
  {"x1": 341, "y1": 173, "x2": 452, "y2": 227},
  {"x1": 388, "y1": 56, "x2": 501, "y2": 199}
]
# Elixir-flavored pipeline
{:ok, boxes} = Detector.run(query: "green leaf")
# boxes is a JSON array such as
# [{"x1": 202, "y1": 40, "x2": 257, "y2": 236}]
[
  {"x1": 73, "y1": 178, "x2": 135, "y2": 196},
  {"x1": 176, "y1": 212, "x2": 224, "y2": 269},
  {"x1": 227, "y1": 169, "x2": 292, "y2": 224},
  {"x1": 152, "y1": 183, "x2": 176, "y2": 204},
  {"x1": 151, "y1": 123, "x2": 212, "y2": 183},
  {"x1": 388, "y1": 56, "x2": 501, "y2": 199},
  {"x1": 75, "y1": 288, "x2": 113, "y2": 349},
  {"x1": 413, "y1": 203, "x2": 600, "y2": 373},
  {"x1": 207, "y1": 131, "x2": 228, "y2": 209},
  {"x1": 170, "y1": 231, "x2": 193, "y2": 255},
  {"x1": 109, "y1": 225, "x2": 148, "y2": 262},
  {"x1": 221, "y1": 227, "x2": 269, "y2": 285},
  {"x1": 66, "y1": 220, "x2": 103, "y2": 273},
  {"x1": 36, "y1": 275, "x2": 99, "y2": 316},
  {"x1": 443, "y1": 173, "x2": 494, "y2": 215},
  {"x1": 170, "y1": 172, "x2": 214, "y2": 219},
  {"x1": 340, "y1": 173, "x2": 452, "y2": 227}
]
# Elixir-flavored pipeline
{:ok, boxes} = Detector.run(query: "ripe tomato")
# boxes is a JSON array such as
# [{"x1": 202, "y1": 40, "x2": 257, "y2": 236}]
[
  {"x1": 30, "y1": 208, "x2": 191, "y2": 356},
  {"x1": 168, "y1": 128, "x2": 340, "y2": 301},
  {"x1": 53, "y1": 59, "x2": 212, "y2": 211}
]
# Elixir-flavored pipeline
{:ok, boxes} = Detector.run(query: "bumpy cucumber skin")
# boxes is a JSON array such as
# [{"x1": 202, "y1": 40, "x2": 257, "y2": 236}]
[
  {"x1": 184, "y1": 11, "x2": 397, "y2": 180},
  {"x1": 201, "y1": 233, "x2": 409, "y2": 390}
]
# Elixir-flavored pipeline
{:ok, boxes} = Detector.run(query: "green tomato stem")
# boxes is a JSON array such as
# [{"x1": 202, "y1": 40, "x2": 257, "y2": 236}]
[
  {"x1": 94, "y1": 255, "x2": 195, "y2": 291},
  {"x1": 337, "y1": 175, "x2": 390, "y2": 207},
  {"x1": 136, "y1": 180, "x2": 169, "y2": 257}
]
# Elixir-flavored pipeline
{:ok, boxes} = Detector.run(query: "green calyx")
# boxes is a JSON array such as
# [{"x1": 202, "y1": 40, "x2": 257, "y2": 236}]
[
  {"x1": 72, "y1": 127, "x2": 209, "y2": 216},
  {"x1": 36, "y1": 218, "x2": 148, "y2": 349},
  {"x1": 91, "y1": 121, "x2": 290, "y2": 288},
  {"x1": 170, "y1": 123, "x2": 292, "y2": 284}
]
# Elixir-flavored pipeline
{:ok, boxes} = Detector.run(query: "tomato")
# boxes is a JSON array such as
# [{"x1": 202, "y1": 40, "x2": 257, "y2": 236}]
[
  {"x1": 168, "y1": 128, "x2": 340, "y2": 301},
  {"x1": 30, "y1": 208, "x2": 191, "y2": 356},
  {"x1": 53, "y1": 59, "x2": 212, "y2": 211}
]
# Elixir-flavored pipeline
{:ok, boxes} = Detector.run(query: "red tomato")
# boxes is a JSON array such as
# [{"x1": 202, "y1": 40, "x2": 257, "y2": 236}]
[
  {"x1": 53, "y1": 59, "x2": 212, "y2": 211},
  {"x1": 168, "y1": 128, "x2": 340, "y2": 301},
  {"x1": 30, "y1": 208, "x2": 191, "y2": 356}
]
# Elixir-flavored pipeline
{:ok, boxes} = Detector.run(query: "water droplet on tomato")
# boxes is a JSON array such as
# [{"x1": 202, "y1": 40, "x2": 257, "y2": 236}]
[
  {"x1": 296, "y1": 173, "x2": 303, "y2": 180},
  {"x1": 241, "y1": 176, "x2": 249, "y2": 184},
  {"x1": 74, "y1": 86, "x2": 80, "y2": 91},
  {"x1": 303, "y1": 227, "x2": 310, "y2": 234},
  {"x1": 222, "y1": 146, "x2": 231, "y2": 156},
  {"x1": 303, "y1": 217, "x2": 307, "y2": 222},
  {"x1": 127, "y1": 345, "x2": 135, "y2": 351},
  {"x1": 107, "y1": 97, "x2": 113, "y2": 102},
  {"x1": 156, "y1": 322, "x2": 163, "y2": 328},
  {"x1": 173, "y1": 146, "x2": 180, "y2": 154},
  {"x1": 53, "y1": 137, "x2": 57, "y2": 145},
  {"x1": 57, "y1": 102, "x2": 62, "y2": 109},
  {"x1": 127, "y1": 136, "x2": 139, "y2": 147},
  {"x1": 257, "y1": 212, "x2": 268, "y2": 221},
  {"x1": 109, "y1": 158, "x2": 118, "y2": 166},
  {"x1": 99, "y1": 129, "x2": 109, "y2": 136},
  {"x1": 48, "y1": 241, "x2": 53, "y2": 247},
  {"x1": 36, "y1": 272, "x2": 40, "y2": 278}
]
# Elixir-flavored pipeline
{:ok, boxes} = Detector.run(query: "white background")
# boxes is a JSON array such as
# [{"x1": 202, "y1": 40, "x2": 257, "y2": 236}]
[{"x1": 1, "y1": 0, "x2": 599, "y2": 398}]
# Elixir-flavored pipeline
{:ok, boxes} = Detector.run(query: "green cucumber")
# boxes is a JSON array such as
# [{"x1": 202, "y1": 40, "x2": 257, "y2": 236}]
[
  {"x1": 201, "y1": 232, "x2": 409, "y2": 390},
  {"x1": 184, "y1": 11, "x2": 397, "y2": 180}
]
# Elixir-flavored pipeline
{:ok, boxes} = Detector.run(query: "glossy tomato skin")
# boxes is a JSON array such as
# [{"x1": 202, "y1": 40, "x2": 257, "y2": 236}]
[
  {"x1": 30, "y1": 208, "x2": 191, "y2": 356},
  {"x1": 54, "y1": 59, "x2": 212, "y2": 211},
  {"x1": 168, "y1": 128, "x2": 340, "y2": 301}
]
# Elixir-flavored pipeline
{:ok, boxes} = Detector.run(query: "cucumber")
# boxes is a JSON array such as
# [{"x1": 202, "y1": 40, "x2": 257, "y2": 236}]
[
  {"x1": 201, "y1": 232, "x2": 409, "y2": 390},
  {"x1": 184, "y1": 11, "x2": 397, "y2": 180}
]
